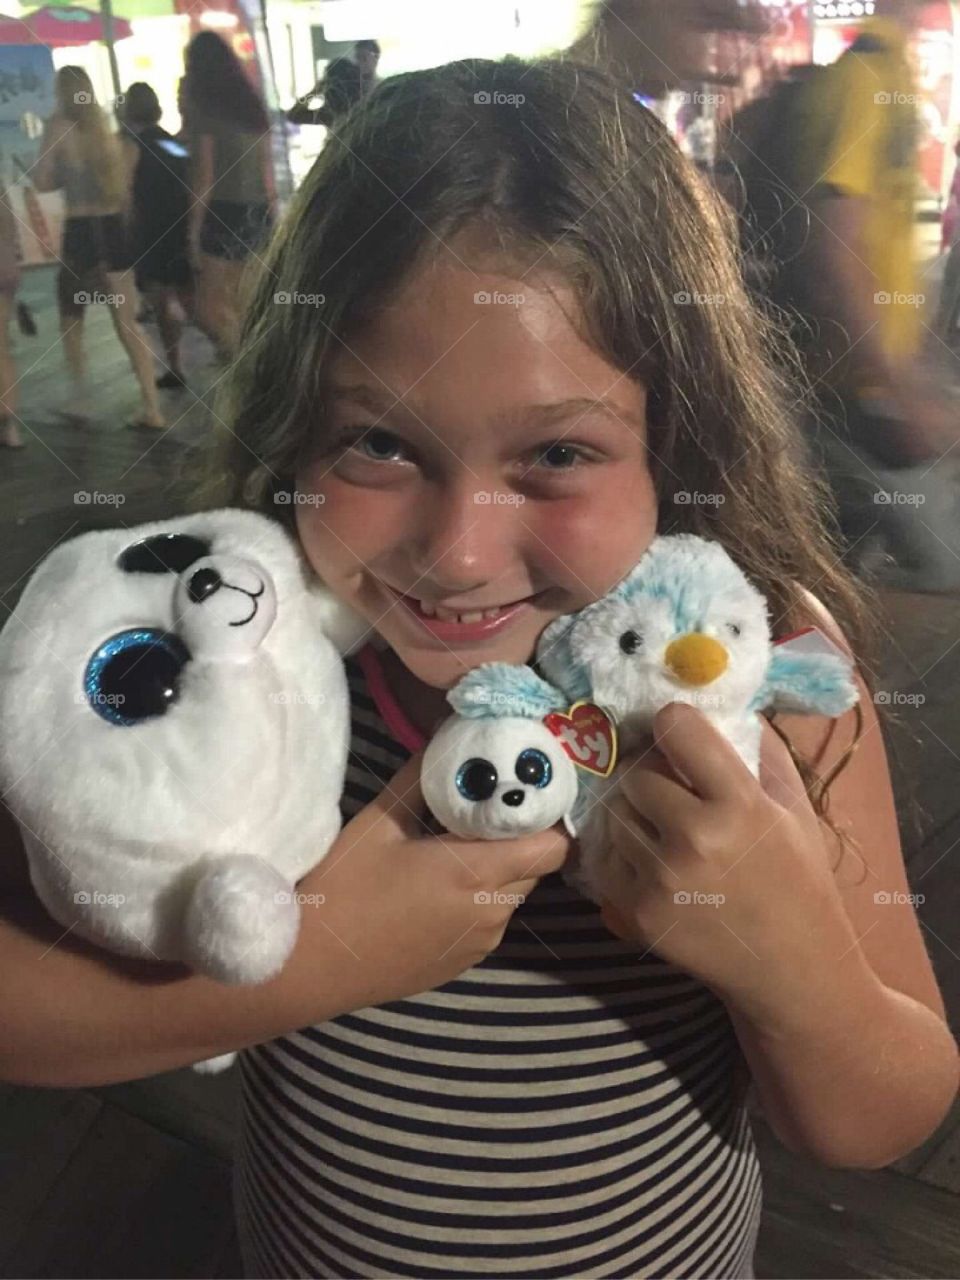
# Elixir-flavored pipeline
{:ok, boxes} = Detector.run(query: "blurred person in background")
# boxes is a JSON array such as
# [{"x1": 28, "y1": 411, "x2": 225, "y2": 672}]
[
  {"x1": 33, "y1": 66, "x2": 165, "y2": 431},
  {"x1": 120, "y1": 81, "x2": 219, "y2": 391},
  {"x1": 936, "y1": 137, "x2": 960, "y2": 339},
  {"x1": 287, "y1": 57, "x2": 364, "y2": 128},
  {"x1": 353, "y1": 38, "x2": 381, "y2": 95},
  {"x1": 0, "y1": 181, "x2": 23, "y2": 448},
  {"x1": 182, "y1": 32, "x2": 276, "y2": 362},
  {"x1": 738, "y1": 0, "x2": 960, "y2": 590}
]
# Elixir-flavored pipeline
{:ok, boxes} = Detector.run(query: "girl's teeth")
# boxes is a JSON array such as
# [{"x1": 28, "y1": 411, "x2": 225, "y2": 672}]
[{"x1": 416, "y1": 600, "x2": 508, "y2": 623}]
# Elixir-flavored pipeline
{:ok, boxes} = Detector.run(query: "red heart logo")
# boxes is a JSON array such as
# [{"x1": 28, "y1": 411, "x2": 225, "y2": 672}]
[{"x1": 543, "y1": 702, "x2": 618, "y2": 777}]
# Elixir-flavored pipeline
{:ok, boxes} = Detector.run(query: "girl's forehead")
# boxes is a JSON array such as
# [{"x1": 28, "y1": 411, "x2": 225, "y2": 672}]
[{"x1": 328, "y1": 255, "x2": 645, "y2": 419}]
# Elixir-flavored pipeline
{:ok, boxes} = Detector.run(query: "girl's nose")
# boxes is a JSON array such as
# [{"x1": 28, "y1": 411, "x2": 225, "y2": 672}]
[{"x1": 409, "y1": 480, "x2": 519, "y2": 592}]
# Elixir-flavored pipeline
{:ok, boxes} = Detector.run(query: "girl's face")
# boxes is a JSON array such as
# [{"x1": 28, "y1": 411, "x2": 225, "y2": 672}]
[{"x1": 295, "y1": 245, "x2": 658, "y2": 690}]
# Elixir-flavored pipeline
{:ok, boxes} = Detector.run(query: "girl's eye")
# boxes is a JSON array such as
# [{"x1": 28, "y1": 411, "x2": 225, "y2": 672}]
[
  {"x1": 348, "y1": 428, "x2": 412, "y2": 464},
  {"x1": 535, "y1": 443, "x2": 585, "y2": 470}
]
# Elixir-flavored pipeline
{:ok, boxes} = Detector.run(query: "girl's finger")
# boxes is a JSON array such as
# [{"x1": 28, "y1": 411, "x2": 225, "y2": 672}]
[
  {"x1": 615, "y1": 760, "x2": 699, "y2": 845},
  {"x1": 606, "y1": 790, "x2": 669, "y2": 870},
  {"x1": 652, "y1": 702, "x2": 756, "y2": 802}
]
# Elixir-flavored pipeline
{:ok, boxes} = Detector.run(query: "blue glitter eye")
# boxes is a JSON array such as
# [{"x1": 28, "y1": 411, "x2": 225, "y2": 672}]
[
  {"x1": 84, "y1": 629, "x2": 190, "y2": 727},
  {"x1": 456, "y1": 758, "x2": 498, "y2": 802},
  {"x1": 515, "y1": 749, "x2": 551, "y2": 788}
]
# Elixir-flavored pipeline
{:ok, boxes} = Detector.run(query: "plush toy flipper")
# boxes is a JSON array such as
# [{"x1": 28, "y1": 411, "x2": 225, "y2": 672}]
[
  {"x1": 750, "y1": 649, "x2": 859, "y2": 717},
  {"x1": 182, "y1": 855, "x2": 301, "y2": 985},
  {"x1": 448, "y1": 663, "x2": 568, "y2": 720},
  {"x1": 536, "y1": 615, "x2": 594, "y2": 703}
]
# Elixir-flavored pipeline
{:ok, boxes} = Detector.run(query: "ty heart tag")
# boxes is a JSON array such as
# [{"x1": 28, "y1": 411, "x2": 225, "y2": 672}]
[{"x1": 543, "y1": 702, "x2": 617, "y2": 778}]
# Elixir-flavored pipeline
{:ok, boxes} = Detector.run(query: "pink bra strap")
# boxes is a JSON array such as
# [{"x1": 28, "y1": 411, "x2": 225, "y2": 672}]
[{"x1": 355, "y1": 644, "x2": 429, "y2": 753}]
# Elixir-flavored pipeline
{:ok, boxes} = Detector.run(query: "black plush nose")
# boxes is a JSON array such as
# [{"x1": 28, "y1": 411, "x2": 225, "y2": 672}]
[
  {"x1": 502, "y1": 789, "x2": 525, "y2": 807},
  {"x1": 188, "y1": 567, "x2": 223, "y2": 603}
]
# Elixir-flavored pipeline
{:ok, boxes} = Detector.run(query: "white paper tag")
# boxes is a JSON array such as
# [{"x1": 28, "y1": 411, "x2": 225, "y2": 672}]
[{"x1": 773, "y1": 625, "x2": 849, "y2": 663}]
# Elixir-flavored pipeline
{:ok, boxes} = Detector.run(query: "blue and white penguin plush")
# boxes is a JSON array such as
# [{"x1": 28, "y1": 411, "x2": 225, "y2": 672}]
[{"x1": 421, "y1": 535, "x2": 859, "y2": 900}]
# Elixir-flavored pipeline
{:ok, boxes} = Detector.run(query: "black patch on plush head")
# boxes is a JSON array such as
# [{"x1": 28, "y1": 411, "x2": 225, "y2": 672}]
[{"x1": 117, "y1": 534, "x2": 212, "y2": 575}]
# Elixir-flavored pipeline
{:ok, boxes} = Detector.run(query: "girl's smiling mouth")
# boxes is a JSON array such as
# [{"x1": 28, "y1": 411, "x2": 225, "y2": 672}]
[{"x1": 383, "y1": 584, "x2": 545, "y2": 643}]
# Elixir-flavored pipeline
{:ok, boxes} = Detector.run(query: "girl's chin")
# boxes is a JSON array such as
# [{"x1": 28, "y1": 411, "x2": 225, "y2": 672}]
[{"x1": 380, "y1": 622, "x2": 549, "y2": 688}]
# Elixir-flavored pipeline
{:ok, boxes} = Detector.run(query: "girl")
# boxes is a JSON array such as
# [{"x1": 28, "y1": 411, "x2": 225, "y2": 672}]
[
  {"x1": 0, "y1": 55, "x2": 956, "y2": 1280},
  {"x1": 182, "y1": 32, "x2": 276, "y2": 362},
  {"x1": 210, "y1": 55, "x2": 955, "y2": 1277},
  {"x1": 33, "y1": 66, "x2": 165, "y2": 431}
]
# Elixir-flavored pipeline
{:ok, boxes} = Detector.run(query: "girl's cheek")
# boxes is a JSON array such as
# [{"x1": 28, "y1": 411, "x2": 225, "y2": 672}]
[
  {"x1": 526, "y1": 480, "x2": 658, "y2": 598},
  {"x1": 295, "y1": 473, "x2": 410, "y2": 571}
]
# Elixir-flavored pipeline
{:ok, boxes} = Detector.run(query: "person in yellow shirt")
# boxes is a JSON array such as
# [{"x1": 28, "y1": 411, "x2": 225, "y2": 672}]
[
  {"x1": 787, "y1": 0, "x2": 960, "y2": 591},
  {"x1": 800, "y1": 0, "x2": 950, "y2": 463}
]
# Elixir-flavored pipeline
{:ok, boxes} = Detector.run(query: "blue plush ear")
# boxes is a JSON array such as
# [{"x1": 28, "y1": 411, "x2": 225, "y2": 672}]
[
  {"x1": 536, "y1": 615, "x2": 593, "y2": 702},
  {"x1": 750, "y1": 650, "x2": 859, "y2": 717},
  {"x1": 448, "y1": 663, "x2": 568, "y2": 720}
]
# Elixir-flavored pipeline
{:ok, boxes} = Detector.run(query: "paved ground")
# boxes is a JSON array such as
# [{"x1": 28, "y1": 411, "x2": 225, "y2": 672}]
[{"x1": 0, "y1": 264, "x2": 959, "y2": 1279}]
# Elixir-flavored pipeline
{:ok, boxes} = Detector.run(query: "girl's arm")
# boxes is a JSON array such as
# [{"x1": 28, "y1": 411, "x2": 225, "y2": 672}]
[
  {"x1": 0, "y1": 816, "x2": 352, "y2": 1086},
  {"x1": 0, "y1": 755, "x2": 571, "y2": 1089},
  {"x1": 597, "y1": 591, "x2": 958, "y2": 1169},
  {"x1": 724, "y1": 591, "x2": 958, "y2": 1167}
]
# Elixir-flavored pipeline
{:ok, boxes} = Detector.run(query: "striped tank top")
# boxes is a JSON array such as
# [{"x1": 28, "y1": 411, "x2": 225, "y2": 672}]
[{"x1": 234, "y1": 648, "x2": 763, "y2": 1279}]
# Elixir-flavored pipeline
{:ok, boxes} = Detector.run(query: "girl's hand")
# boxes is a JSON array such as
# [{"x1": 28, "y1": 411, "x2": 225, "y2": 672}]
[
  {"x1": 595, "y1": 702, "x2": 854, "y2": 1027},
  {"x1": 294, "y1": 753, "x2": 572, "y2": 1012}
]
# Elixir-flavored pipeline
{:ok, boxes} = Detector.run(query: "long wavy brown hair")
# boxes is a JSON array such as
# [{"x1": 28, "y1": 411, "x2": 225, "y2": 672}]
[{"x1": 196, "y1": 56, "x2": 885, "y2": 867}]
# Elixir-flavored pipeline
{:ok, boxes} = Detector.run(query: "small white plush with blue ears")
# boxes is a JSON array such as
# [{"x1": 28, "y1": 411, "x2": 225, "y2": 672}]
[
  {"x1": 422, "y1": 534, "x2": 859, "y2": 903},
  {"x1": 421, "y1": 715, "x2": 579, "y2": 841}
]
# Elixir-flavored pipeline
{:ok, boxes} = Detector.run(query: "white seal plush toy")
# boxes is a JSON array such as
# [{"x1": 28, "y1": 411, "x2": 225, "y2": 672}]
[
  {"x1": 422, "y1": 534, "x2": 859, "y2": 902},
  {"x1": 0, "y1": 508, "x2": 367, "y2": 997},
  {"x1": 421, "y1": 714, "x2": 579, "y2": 841}
]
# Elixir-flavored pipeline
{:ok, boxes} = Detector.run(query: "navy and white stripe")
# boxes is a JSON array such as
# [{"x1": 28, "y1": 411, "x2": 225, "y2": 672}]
[{"x1": 234, "y1": 657, "x2": 763, "y2": 1278}]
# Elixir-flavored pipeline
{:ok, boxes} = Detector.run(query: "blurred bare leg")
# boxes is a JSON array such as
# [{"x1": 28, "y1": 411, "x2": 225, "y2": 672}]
[
  {"x1": 104, "y1": 269, "x2": 164, "y2": 428},
  {"x1": 0, "y1": 290, "x2": 22, "y2": 447}
]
